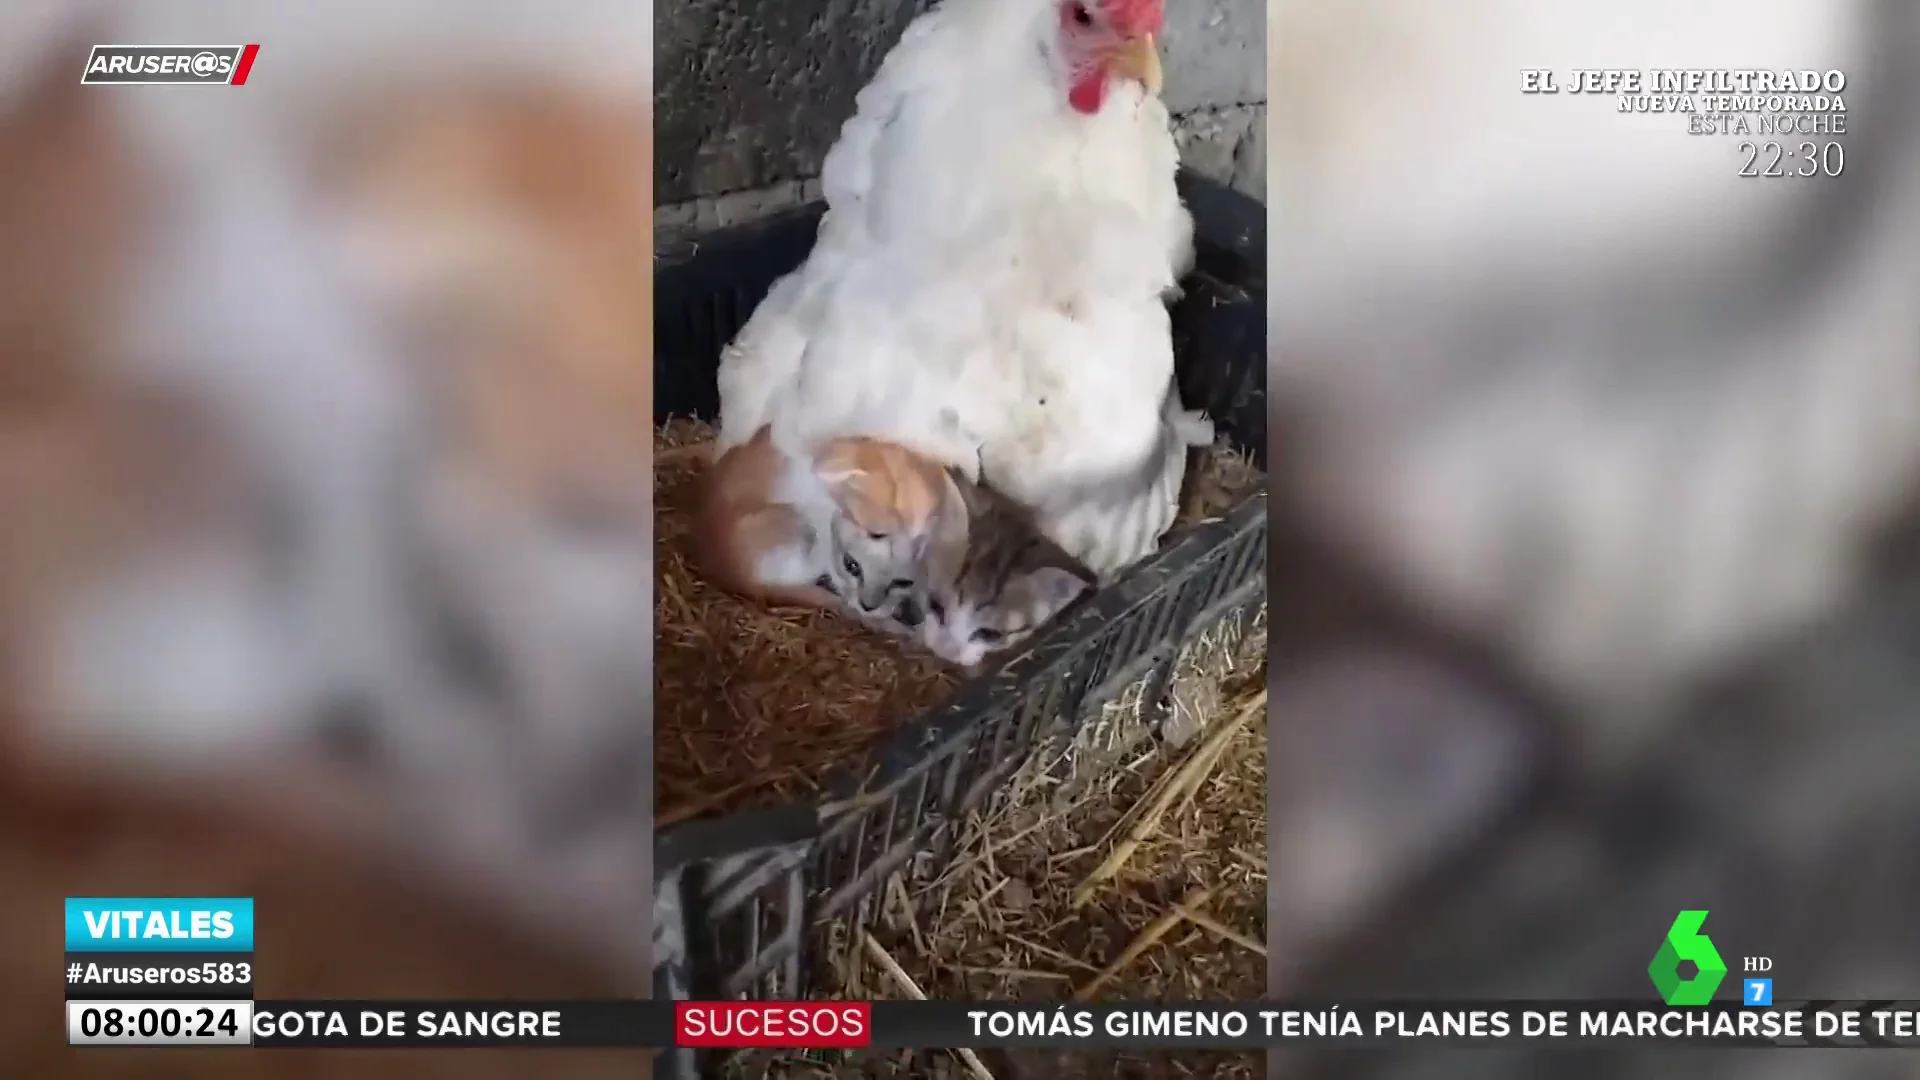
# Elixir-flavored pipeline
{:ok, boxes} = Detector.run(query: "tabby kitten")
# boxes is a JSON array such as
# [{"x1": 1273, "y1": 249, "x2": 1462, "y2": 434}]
[{"x1": 917, "y1": 467, "x2": 1097, "y2": 669}]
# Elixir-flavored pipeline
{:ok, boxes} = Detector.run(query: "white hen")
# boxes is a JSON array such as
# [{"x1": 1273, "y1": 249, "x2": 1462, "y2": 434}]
[{"x1": 715, "y1": 0, "x2": 1196, "y2": 577}]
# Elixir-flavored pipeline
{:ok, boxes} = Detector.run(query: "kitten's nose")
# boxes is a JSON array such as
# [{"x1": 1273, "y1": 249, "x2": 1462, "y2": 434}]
[{"x1": 895, "y1": 598, "x2": 923, "y2": 627}]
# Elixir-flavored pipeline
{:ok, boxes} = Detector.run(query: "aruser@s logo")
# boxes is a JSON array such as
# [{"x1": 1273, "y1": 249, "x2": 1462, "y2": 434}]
[{"x1": 1649, "y1": 909, "x2": 1728, "y2": 1006}]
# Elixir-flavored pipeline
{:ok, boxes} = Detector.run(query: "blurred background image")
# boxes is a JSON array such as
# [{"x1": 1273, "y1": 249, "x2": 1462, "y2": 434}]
[
  {"x1": 0, "y1": 2, "x2": 656, "y2": 1076},
  {"x1": 1267, "y1": 1, "x2": 1920, "y2": 1077}
]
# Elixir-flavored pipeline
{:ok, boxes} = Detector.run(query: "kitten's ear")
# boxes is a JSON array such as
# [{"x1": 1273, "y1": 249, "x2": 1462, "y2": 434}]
[
  {"x1": 811, "y1": 441, "x2": 867, "y2": 487},
  {"x1": 945, "y1": 465, "x2": 991, "y2": 518},
  {"x1": 1025, "y1": 566, "x2": 1094, "y2": 615},
  {"x1": 885, "y1": 450, "x2": 940, "y2": 534},
  {"x1": 930, "y1": 468, "x2": 970, "y2": 550}
]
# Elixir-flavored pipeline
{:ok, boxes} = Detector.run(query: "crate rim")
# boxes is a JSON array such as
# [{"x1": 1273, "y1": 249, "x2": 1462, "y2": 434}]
[{"x1": 653, "y1": 167, "x2": 1266, "y2": 279}]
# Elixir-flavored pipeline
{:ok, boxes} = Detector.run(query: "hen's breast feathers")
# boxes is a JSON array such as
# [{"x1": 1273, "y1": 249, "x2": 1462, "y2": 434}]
[
  {"x1": 982, "y1": 292, "x2": 1174, "y2": 508},
  {"x1": 718, "y1": 0, "x2": 1191, "y2": 533},
  {"x1": 726, "y1": 210, "x2": 1175, "y2": 490}
]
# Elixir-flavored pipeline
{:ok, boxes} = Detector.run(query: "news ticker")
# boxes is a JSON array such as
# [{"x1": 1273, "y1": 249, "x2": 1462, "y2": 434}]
[
  {"x1": 56, "y1": 897, "x2": 1919, "y2": 1051},
  {"x1": 59, "y1": 1000, "x2": 1920, "y2": 1049}
]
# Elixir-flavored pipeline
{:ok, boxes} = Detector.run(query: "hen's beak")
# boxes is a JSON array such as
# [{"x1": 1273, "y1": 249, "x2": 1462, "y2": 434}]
[{"x1": 1109, "y1": 34, "x2": 1162, "y2": 96}]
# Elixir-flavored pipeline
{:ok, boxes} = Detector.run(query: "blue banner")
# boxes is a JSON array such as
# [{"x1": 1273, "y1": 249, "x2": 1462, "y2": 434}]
[{"x1": 65, "y1": 898, "x2": 254, "y2": 952}]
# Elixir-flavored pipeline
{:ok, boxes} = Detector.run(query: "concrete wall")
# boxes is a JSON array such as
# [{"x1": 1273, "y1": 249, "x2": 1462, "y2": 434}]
[{"x1": 654, "y1": 0, "x2": 1265, "y2": 238}]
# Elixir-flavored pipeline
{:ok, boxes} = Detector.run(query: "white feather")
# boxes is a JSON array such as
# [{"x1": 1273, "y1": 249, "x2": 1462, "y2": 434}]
[{"x1": 718, "y1": 0, "x2": 1192, "y2": 575}]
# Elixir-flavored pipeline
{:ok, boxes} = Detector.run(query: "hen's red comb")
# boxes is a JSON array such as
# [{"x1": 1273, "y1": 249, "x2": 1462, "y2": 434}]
[{"x1": 1102, "y1": 0, "x2": 1163, "y2": 36}]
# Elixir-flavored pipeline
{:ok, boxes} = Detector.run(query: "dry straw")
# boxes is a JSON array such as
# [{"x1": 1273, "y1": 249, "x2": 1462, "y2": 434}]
[
  {"x1": 662, "y1": 418, "x2": 1268, "y2": 1080},
  {"x1": 653, "y1": 418, "x2": 1261, "y2": 822}
]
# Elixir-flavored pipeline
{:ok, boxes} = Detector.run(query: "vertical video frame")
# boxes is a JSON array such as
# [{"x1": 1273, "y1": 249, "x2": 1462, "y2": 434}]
[{"x1": 651, "y1": 0, "x2": 1268, "y2": 1074}]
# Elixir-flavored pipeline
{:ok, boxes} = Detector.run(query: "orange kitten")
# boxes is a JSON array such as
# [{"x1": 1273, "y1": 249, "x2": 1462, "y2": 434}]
[
  {"x1": 699, "y1": 429, "x2": 949, "y2": 619},
  {"x1": 697, "y1": 426, "x2": 843, "y2": 610},
  {"x1": 812, "y1": 436, "x2": 949, "y2": 616}
]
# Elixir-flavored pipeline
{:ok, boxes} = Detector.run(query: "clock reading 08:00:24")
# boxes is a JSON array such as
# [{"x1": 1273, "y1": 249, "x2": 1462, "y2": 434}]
[
  {"x1": 1739, "y1": 140, "x2": 1844, "y2": 177},
  {"x1": 67, "y1": 999, "x2": 253, "y2": 1046}
]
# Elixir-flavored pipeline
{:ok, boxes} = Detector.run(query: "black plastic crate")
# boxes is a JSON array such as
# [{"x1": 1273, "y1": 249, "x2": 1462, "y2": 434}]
[{"x1": 652, "y1": 170, "x2": 1267, "y2": 1010}]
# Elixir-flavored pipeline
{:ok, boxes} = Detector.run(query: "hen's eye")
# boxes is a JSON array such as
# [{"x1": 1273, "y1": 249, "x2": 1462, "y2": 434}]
[
  {"x1": 842, "y1": 555, "x2": 862, "y2": 579},
  {"x1": 889, "y1": 578, "x2": 914, "y2": 590},
  {"x1": 1068, "y1": 2, "x2": 1093, "y2": 26},
  {"x1": 971, "y1": 628, "x2": 1004, "y2": 644},
  {"x1": 814, "y1": 574, "x2": 836, "y2": 593},
  {"x1": 868, "y1": 530, "x2": 888, "y2": 540}
]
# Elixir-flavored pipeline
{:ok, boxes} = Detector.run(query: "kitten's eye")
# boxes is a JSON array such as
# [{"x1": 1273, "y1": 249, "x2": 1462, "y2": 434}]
[
  {"x1": 1068, "y1": 2, "x2": 1093, "y2": 26},
  {"x1": 842, "y1": 555, "x2": 862, "y2": 579},
  {"x1": 971, "y1": 628, "x2": 1004, "y2": 645}
]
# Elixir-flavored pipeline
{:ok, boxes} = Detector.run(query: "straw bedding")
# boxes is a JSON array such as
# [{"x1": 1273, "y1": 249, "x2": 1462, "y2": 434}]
[
  {"x1": 654, "y1": 418, "x2": 1261, "y2": 823},
  {"x1": 732, "y1": 615, "x2": 1267, "y2": 1080},
  {"x1": 659, "y1": 419, "x2": 1266, "y2": 1080},
  {"x1": 843, "y1": 611, "x2": 1267, "y2": 1080}
]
